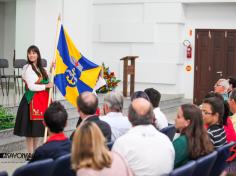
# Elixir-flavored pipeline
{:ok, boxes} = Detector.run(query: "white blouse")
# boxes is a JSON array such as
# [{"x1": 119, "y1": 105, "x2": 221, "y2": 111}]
[{"x1": 22, "y1": 64, "x2": 46, "y2": 91}]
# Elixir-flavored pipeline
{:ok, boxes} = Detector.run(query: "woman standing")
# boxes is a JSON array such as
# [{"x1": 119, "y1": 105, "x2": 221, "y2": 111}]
[
  {"x1": 14, "y1": 45, "x2": 53, "y2": 153},
  {"x1": 173, "y1": 104, "x2": 214, "y2": 168},
  {"x1": 71, "y1": 121, "x2": 133, "y2": 176}
]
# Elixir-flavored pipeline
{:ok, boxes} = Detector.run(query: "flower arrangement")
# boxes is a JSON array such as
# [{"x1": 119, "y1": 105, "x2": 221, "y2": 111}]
[{"x1": 96, "y1": 63, "x2": 121, "y2": 93}]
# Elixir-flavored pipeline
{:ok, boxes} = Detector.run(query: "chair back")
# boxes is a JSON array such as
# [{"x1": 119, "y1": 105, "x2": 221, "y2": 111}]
[
  {"x1": 0, "y1": 59, "x2": 9, "y2": 68},
  {"x1": 51, "y1": 154, "x2": 76, "y2": 176},
  {"x1": 210, "y1": 142, "x2": 235, "y2": 176},
  {"x1": 14, "y1": 59, "x2": 27, "y2": 68},
  {"x1": 170, "y1": 160, "x2": 196, "y2": 176},
  {"x1": 106, "y1": 141, "x2": 114, "y2": 150},
  {"x1": 12, "y1": 159, "x2": 54, "y2": 176},
  {"x1": 41, "y1": 58, "x2": 47, "y2": 67},
  {"x1": 0, "y1": 171, "x2": 8, "y2": 176},
  {"x1": 192, "y1": 151, "x2": 217, "y2": 176},
  {"x1": 160, "y1": 124, "x2": 176, "y2": 141}
]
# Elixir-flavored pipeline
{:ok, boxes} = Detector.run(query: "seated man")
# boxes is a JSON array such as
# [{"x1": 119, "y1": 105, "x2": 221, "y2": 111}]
[
  {"x1": 144, "y1": 88, "x2": 168, "y2": 130},
  {"x1": 71, "y1": 91, "x2": 112, "y2": 142},
  {"x1": 112, "y1": 98, "x2": 175, "y2": 176},
  {"x1": 30, "y1": 101, "x2": 71, "y2": 162},
  {"x1": 214, "y1": 78, "x2": 230, "y2": 101},
  {"x1": 100, "y1": 92, "x2": 131, "y2": 142}
]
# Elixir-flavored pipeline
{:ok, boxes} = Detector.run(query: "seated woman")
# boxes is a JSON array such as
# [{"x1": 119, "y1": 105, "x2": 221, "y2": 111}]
[
  {"x1": 173, "y1": 104, "x2": 214, "y2": 168},
  {"x1": 71, "y1": 121, "x2": 133, "y2": 176},
  {"x1": 205, "y1": 92, "x2": 236, "y2": 143},
  {"x1": 202, "y1": 97, "x2": 227, "y2": 148}
]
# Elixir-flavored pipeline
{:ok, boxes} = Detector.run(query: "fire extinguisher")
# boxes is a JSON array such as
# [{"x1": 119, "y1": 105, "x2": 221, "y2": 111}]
[
  {"x1": 183, "y1": 40, "x2": 192, "y2": 59},
  {"x1": 187, "y1": 45, "x2": 192, "y2": 59}
]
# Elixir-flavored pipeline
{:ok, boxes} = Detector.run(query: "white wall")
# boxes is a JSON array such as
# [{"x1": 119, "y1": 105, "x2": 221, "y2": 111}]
[
  {"x1": 92, "y1": 1, "x2": 186, "y2": 95},
  {"x1": 35, "y1": 0, "x2": 63, "y2": 67},
  {"x1": 15, "y1": 0, "x2": 93, "y2": 70},
  {"x1": 15, "y1": 0, "x2": 35, "y2": 59},
  {"x1": 3, "y1": 1, "x2": 15, "y2": 72},
  {"x1": 63, "y1": 0, "x2": 93, "y2": 59},
  {"x1": 0, "y1": 3, "x2": 4, "y2": 58}
]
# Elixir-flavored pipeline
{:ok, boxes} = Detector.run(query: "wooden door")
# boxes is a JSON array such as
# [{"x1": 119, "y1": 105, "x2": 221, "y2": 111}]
[
  {"x1": 226, "y1": 31, "x2": 236, "y2": 77},
  {"x1": 194, "y1": 30, "x2": 213, "y2": 105},
  {"x1": 194, "y1": 29, "x2": 236, "y2": 105}
]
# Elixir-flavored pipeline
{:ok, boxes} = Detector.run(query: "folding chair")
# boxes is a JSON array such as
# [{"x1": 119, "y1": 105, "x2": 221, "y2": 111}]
[
  {"x1": 192, "y1": 151, "x2": 217, "y2": 176},
  {"x1": 51, "y1": 154, "x2": 76, "y2": 176},
  {"x1": 170, "y1": 160, "x2": 196, "y2": 176},
  {"x1": 210, "y1": 142, "x2": 235, "y2": 176},
  {"x1": 12, "y1": 159, "x2": 54, "y2": 176}
]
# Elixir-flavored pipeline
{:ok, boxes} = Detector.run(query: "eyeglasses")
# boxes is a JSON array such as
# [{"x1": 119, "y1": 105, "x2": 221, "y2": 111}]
[
  {"x1": 214, "y1": 84, "x2": 224, "y2": 87},
  {"x1": 201, "y1": 110, "x2": 214, "y2": 116}
]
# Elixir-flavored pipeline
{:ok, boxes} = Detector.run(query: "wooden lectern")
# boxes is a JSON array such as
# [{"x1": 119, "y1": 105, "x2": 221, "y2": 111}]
[{"x1": 120, "y1": 56, "x2": 138, "y2": 97}]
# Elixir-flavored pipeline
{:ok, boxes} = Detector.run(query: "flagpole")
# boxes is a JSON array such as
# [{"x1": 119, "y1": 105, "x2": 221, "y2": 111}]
[{"x1": 43, "y1": 15, "x2": 61, "y2": 143}]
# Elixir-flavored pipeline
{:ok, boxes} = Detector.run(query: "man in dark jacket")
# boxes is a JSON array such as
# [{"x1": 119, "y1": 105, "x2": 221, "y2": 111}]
[
  {"x1": 70, "y1": 91, "x2": 111, "y2": 142},
  {"x1": 30, "y1": 101, "x2": 71, "y2": 162}
]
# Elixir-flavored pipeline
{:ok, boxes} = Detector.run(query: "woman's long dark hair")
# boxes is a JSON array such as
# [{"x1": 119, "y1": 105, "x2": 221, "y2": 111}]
[
  {"x1": 181, "y1": 104, "x2": 214, "y2": 159},
  {"x1": 27, "y1": 45, "x2": 48, "y2": 80}
]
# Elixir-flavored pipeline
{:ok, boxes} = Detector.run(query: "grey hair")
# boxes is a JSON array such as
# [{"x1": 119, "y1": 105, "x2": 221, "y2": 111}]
[
  {"x1": 217, "y1": 79, "x2": 230, "y2": 91},
  {"x1": 104, "y1": 92, "x2": 123, "y2": 112}
]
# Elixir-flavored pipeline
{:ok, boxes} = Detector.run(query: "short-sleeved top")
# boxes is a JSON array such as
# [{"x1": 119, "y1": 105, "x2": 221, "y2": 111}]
[
  {"x1": 207, "y1": 124, "x2": 226, "y2": 148},
  {"x1": 173, "y1": 135, "x2": 189, "y2": 168}
]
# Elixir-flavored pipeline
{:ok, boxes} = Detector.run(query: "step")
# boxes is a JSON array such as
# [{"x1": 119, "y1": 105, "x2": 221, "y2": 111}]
[{"x1": 0, "y1": 94, "x2": 185, "y2": 152}]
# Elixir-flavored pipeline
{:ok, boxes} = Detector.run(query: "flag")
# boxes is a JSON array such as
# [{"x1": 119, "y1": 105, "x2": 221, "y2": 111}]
[{"x1": 54, "y1": 25, "x2": 101, "y2": 107}]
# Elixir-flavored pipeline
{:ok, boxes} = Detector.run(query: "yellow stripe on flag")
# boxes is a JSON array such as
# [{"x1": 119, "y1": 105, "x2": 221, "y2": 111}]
[
  {"x1": 80, "y1": 66, "x2": 101, "y2": 88},
  {"x1": 55, "y1": 50, "x2": 68, "y2": 75},
  {"x1": 64, "y1": 29, "x2": 82, "y2": 61},
  {"x1": 65, "y1": 86, "x2": 79, "y2": 107}
]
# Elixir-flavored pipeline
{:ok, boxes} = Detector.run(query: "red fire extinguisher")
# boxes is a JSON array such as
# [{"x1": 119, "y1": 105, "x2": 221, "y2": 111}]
[
  {"x1": 183, "y1": 40, "x2": 192, "y2": 59},
  {"x1": 187, "y1": 45, "x2": 192, "y2": 59}
]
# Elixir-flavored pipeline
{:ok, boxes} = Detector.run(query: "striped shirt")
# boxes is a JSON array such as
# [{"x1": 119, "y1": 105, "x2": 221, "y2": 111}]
[{"x1": 207, "y1": 124, "x2": 226, "y2": 149}]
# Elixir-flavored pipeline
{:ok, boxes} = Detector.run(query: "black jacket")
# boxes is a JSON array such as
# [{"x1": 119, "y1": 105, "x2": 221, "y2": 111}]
[
  {"x1": 70, "y1": 115, "x2": 111, "y2": 142},
  {"x1": 30, "y1": 139, "x2": 71, "y2": 162}
]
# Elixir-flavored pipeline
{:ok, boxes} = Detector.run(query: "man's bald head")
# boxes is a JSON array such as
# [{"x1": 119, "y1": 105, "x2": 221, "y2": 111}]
[
  {"x1": 77, "y1": 91, "x2": 98, "y2": 115},
  {"x1": 128, "y1": 98, "x2": 154, "y2": 126}
]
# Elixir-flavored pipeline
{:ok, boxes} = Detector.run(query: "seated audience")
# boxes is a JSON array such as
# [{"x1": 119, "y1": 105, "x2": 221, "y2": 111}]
[
  {"x1": 202, "y1": 97, "x2": 227, "y2": 148},
  {"x1": 112, "y1": 98, "x2": 175, "y2": 176},
  {"x1": 71, "y1": 121, "x2": 133, "y2": 176},
  {"x1": 173, "y1": 104, "x2": 214, "y2": 168},
  {"x1": 229, "y1": 88, "x2": 236, "y2": 131},
  {"x1": 214, "y1": 78, "x2": 230, "y2": 101},
  {"x1": 30, "y1": 101, "x2": 71, "y2": 162},
  {"x1": 144, "y1": 88, "x2": 168, "y2": 130},
  {"x1": 205, "y1": 92, "x2": 236, "y2": 142},
  {"x1": 70, "y1": 91, "x2": 111, "y2": 142},
  {"x1": 100, "y1": 92, "x2": 131, "y2": 142}
]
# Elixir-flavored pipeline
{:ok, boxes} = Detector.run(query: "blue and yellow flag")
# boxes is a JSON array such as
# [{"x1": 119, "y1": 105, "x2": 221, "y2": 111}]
[{"x1": 54, "y1": 25, "x2": 101, "y2": 107}]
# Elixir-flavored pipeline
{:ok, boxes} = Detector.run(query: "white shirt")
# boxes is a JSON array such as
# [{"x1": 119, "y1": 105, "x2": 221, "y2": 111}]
[
  {"x1": 22, "y1": 64, "x2": 46, "y2": 91},
  {"x1": 100, "y1": 112, "x2": 132, "y2": 142},
  {"x1": 112, "y1": 125, "x2": 175, "y2": 176},
  {"x1": 153, "y1": 107, "x2": 168, "y2": 130}
]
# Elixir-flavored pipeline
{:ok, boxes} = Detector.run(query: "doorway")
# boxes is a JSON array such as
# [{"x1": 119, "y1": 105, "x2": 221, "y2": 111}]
[{"x1": 194, "y1": 29, "x2": 236, "y2": 105}]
